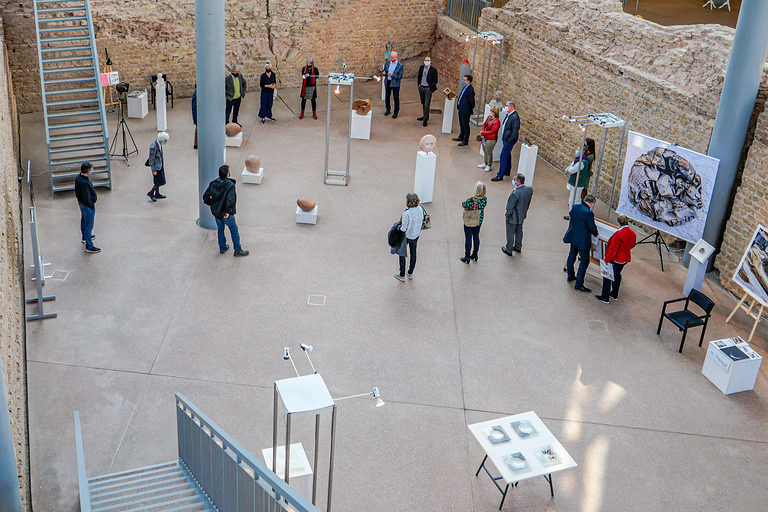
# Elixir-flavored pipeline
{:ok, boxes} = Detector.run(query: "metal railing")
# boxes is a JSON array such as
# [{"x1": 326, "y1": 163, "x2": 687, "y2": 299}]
[
  {"x1": 73, "y1": 412, "x2": 93, "y2": 512},
  {"x1": 175, "y1": 393, "x2": 319, "y2": 512},
  {"x1": 446, "y1": 0, "x2": 491, "y2": 29}
]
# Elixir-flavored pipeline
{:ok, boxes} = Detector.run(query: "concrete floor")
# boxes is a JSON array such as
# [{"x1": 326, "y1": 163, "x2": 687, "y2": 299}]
[
  {"x1": 623, "y1": 0, "x2": 740, "y2": 27},
  {"x1": 22, "y1": 80, "x2": 768, "y2": 512}
]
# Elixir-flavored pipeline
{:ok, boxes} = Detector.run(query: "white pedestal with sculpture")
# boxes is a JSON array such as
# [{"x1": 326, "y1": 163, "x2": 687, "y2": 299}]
[
  {"x1": 351, "y1": 110, "x2": 372, "y2": 140},
  {"x1": 442, "y1": 98, "x2": 455, "y2": 134},
  {"x1": 242, "y1": 166, "x2": 263, "y2": 184},
  {"x1": 296, "y1": 205, "x2": 318, "y2": 225},
  {"x1": 225, "y1": 132, "x2": 243, "y2": 147},
  {"x1": 262, "y1": 443, "x2": 313, "y2": 501},
  {"x1": 414, "y1": 151, "x2": 436, "y2": 204},
  {"x1": 155, "y1": 74, "x2": 167, "y2": 132},
  {"x1": 517, "y1": 143, "x2": 538, "y2": 185}
]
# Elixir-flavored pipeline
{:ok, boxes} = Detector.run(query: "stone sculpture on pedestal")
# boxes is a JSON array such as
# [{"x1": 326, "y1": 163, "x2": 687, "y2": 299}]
[
  {"x1": 245, "y1": 155, "x2": 260, "y2": 173},
  {"x1": 419, "y1": 134, "x2": 437, "y2": 153},
  {"x1": 297, "y1": 197, "x2": 316, "y2": 211},
  {"x1": 226, "y1": 123, "x2": 242, "y2": 137}
]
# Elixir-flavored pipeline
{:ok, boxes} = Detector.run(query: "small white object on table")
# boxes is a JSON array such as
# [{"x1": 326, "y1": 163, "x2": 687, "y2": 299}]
[
  {"x1": 126, "y1": 91, "x2": 148, "y2": 119},
  {"x1": 702, "y1": 336, "x2": 762, "y2": 394},
  {"x1": 226, "y1": 132, "x2": 243, "y2": 147},
  {"x1": 351, "y1": 110, "x2": 372, "y2": 140},
  {"x1": 242, "y1": 166, "x2": 263, "y2": 184},
  {"x1": 261, "y1": 443, "x2": 313, "y2": 500},
  {"x1": 296, "y1": 205, "x2": 318, "y2": 225}
]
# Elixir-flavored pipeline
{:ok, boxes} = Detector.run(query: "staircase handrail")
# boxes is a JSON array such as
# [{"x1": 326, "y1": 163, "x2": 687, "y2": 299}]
[{"x1": 73, "y1": 412, "x2": 93, "y2": 512}]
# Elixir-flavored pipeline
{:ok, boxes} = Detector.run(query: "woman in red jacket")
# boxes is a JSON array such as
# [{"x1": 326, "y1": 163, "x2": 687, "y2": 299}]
[
  {"x1": 477, "y1": 107, "x2": 500, "y2": 173},
  {"x1": 595, "y1": 214, "x2": 636, "y2": 303}
]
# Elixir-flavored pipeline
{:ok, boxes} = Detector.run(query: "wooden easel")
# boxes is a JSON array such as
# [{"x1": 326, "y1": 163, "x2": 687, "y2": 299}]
[
  {"x1": 726, "y1": 293, "x2": 766, "y2": 342},
  {"x1": 101, "y1": 49, "x2": 119, "y2": 113}
]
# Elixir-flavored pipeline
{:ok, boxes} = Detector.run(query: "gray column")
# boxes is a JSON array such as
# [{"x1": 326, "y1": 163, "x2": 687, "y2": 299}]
[
  {"x1": 0, "y1": 364, "x2": 23, "y2": 512},
  {"x1": 195, "y1": 0, "x2": 226, "y2": 230}
]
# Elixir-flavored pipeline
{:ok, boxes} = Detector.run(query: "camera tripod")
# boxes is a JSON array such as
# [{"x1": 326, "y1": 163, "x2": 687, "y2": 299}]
[{"x1": 109, "y1": 93, "x2": 138, "y2": 164}]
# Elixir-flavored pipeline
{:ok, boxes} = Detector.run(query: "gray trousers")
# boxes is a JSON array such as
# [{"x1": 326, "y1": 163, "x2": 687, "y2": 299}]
[
  {"x1": 418, "y1": 86, "x2": 432, "y2": 120},
  {"x1": 505, "y1": 220, "x2": 524, "y2": 251}
]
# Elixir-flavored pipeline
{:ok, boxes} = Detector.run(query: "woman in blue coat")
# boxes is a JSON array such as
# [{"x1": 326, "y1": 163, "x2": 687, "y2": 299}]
[{"x1": 147, "y1": 131, "x2": 169, "y2": 202}]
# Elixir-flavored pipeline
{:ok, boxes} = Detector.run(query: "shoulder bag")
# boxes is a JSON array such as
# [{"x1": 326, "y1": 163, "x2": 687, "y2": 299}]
[{"x1": 463, "y1": 198, "x2": 481, "y2": 227}]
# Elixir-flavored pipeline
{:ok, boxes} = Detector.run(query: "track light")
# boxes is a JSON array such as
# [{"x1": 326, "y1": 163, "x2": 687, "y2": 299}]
[
  {"x1": 374, "y1": 75, "x2": 381, "y2": 81},
  {"x1": 578, "y1": 123, "x2": 585, "y2": 132},
  {"x1": 334, "y1": 85, "x2": 341, "y2": 95},
  {"x1": 300, "y1": 343, "x2": 313, "y2": 352}
]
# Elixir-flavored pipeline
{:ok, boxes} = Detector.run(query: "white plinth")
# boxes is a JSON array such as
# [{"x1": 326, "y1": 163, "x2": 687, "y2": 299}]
[
  {"x1": 126, "y1": 91, "x2": 148, "y2": 119},
  {"x1": 702, "y1": 338, "x2": 762, "y2": 395},
  {"x1": 296, "y1": 205, "x2": 318, "y2": 224},
  {"x1": 478, "y1": 104, "x2": 508, "y2": 161},
  {"x1": 351, "y1": 110, "x2": 372, "y2": 140},
  {"x1": 226, "y1": 132, "x2": 243, "y2": 147},
  {"x1": 414, "y1": 151, "x2": 437, "y2": 204},
  {"x1": 155, "y1": 80, "x2": 167, "y2": 131},
  {"x1": 517, "y1": 143, "x2": 538, "y2": 185},
  {"x1": 262, "y1": 443, "x2": 313, "y2": 500},
  {"x1": 442, "y1": 98, "x2": 455, "y2": 134},
  {"x1": 242, "y1": 166, "x2": 263, "y2": 184}
]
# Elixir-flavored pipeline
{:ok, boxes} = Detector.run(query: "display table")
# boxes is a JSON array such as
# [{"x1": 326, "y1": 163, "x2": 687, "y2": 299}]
[
  {"x1": 702, "y1": 337, "x2": 762, "y2": 394},
  {"x1": 442, "y1": 98, "x2": 455, "y2": 134},
  {"x1": 262, "y1": 443, "x2": 313, "y2": 500},
  {"x1": 126, "y1": 91, "x2": 148, "y2": 119},
  {"x1": 468, "y1": 411, "x2": 577, "y2": 509},
  {"x1": 517, "y1": 143, "x2": 538, "y2": 185},
  {"x1": 413, "y1": 151, "x2": 436, "y2": 204},
  {"x1": 351, "y1": 110, "x2": 372, "y2": 140},
  {"x1": 478, "y1": 104, "x2": 508, "y2": 161}
]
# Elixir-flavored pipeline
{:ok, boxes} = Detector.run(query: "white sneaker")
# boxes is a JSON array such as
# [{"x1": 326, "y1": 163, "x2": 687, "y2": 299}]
[
  {"x1": 484, "y1": 166, "x2": 492, "y2": 172},
  {"x1": 394, "y1": 273, "x2": 406, "y2": 282},
  {"x1": 406, "y1": 272, "x2": 413, "y2": 280},
  {"x1": 477, "y1": 163, "x2": 486, "y2": 168}
]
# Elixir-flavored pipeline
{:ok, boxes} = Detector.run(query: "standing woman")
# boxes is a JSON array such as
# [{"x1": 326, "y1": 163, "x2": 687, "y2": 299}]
[
  {"x1": 460, "y1": 181, "x2": 487, "y2": 263},
  {"x1": 477, "y1": 107, "x2": 500, "y2": 172},
  {"x1": 258, "y1": 60, "x2": 277, "y2": 123},
  {"x1": 394, "y1": 193, "x2": 424, "y2": 282},
  {"x1": 595, "y1": 214, "x2": 636, "y2": 303},
  {"x1": 147, "y1": 131, "x2": 169, "y2": 202},
  {"x1": 565, "y1": 137, "x2": 595, "y2": 218},
  {"x1": 299, "y1": 57, "x2": 319, "y2": 119}
]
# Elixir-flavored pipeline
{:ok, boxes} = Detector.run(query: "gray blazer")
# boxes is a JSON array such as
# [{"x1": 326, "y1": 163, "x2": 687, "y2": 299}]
[
  {"x1": 505, "y1": 185, "x2": 533, "y2": 224},
  {"x1": 148, "y1": 139, "x2": 163, "y2": 172}
]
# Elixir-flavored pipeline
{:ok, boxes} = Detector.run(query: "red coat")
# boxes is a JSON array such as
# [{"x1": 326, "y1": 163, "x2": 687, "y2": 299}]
[
  {"x1": 604, "y1": 226, "x2": 636, "y2": 263},
  {"x1": 480, "y1": 116, "x2": 500, "y2": 140}
]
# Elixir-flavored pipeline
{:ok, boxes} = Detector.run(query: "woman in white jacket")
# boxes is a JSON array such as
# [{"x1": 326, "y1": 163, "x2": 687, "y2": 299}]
[{"x1": 395, "y1": 193, "x2": 424, "y2": 282}]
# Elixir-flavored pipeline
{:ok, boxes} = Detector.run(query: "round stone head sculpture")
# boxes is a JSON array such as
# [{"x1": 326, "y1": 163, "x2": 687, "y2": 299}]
[
  {"x1": 297, "y1": 197, "x2": 316, "y2": 211},
  {"x1": 245, "y1": 155, "x2": 260, "y2": 173},
  {"x1": 225, "y1": 123, "x2": 242, "y2": 137},
  {"x1": 419, "y1": 134, "x2": 437, "y2": 153}
]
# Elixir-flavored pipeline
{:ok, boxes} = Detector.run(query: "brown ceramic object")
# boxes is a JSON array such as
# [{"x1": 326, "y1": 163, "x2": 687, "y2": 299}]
[
  {"x1": 245, "y1": 155, "x2": 261, "y2": 173},
  {"x1": 297, "y1": 197, "x2": 316, "y2": 211},
  {"x1": 226, "y1": 123, "x2": 242, "y2": 137},
  {"x1": 352, "y1": 99, "x2": 371, "y2": 115},
  {"x1": 419, "y1": 134, "x2": 437, "y2": 153},
  {"x1": 443, "y1": 87, "x2": 456, "y2": 100}
]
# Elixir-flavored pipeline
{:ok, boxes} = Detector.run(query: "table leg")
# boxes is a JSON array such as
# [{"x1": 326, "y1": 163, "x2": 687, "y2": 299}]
[
  {"x1": 543, "y1": 473, "x2": 554, "y2": 497},
  {"x1": 498, "y1": 483, "x2": 510, "y2": 510},
  {"x1": 475, "y1": 455, "x2": 488, "y2": 477}
]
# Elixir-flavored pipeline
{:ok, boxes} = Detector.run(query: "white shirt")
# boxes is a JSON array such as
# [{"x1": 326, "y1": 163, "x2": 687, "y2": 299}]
[{"x1": 400, "y1": 206, "x2": 424, "y2": 240}]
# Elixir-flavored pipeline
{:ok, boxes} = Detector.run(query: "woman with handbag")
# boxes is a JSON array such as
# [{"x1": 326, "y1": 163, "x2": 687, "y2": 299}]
[
  {"x1": 477, "y1": 107, "x2": 500, "y2": 173},
  {"x1": 595, "y1": 214, "x2": 636, "y2": 303},
  {"x1": 460, "y1": 182, "x2": 487, "y2": 263},
  {"x1": 394, "y1": 193, "x2": 425, "y2": 282}
]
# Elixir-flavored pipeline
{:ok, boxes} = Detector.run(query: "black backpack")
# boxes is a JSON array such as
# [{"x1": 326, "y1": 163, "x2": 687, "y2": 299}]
[{"x1": 388, "y1": 221, "x2": 404, "y2": 248}]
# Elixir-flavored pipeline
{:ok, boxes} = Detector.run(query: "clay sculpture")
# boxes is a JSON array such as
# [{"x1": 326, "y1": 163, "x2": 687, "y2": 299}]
[
  {"x1": 352, "y1": 99, "x2": 371, "y2": 115},
  {"x1": 245, "y1": 155, "x2": 261, "y2": 173},
  {"x1": 443, "y1": 87, "x2": 456, "y2": 100},
  {"x1": 297, "y1": 197, "x2": 316, "y2": 211},
  {"x1": 419, "y1": 134, "x2": 437, "y2": 153},
  {"x1": 225, "y1": 123, "x2": 242, "y2": 137}
]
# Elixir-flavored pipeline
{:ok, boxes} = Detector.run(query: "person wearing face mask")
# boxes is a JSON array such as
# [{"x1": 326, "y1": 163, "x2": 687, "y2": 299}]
[
  {"x1": 259, "y1": 60, "x2": 277, "y2": 123},
  {"x1": 383, "y1": 50, "x2": 403, "y2": 119},
  {"x1": 453, "y1": 74, "x2": 475, "y2": 146},
  {"x1": 299, "y1": 57, "x2": 319, "y2": 120},
  {"x1": 225, "y1": 65, "x2": 247, "y2": 125},
  {"x1": 416, "y1": 56, "x2": 438, "y2": 127},
  {"x1": 147, "y1": 131, "x2": 169, "y2": 202},
  {"x1": 564, "y1": 137, "x2": 596, "y2": 219},
  {"x1": 491, "y1": 101, "x2": 520, "y2": 182}
]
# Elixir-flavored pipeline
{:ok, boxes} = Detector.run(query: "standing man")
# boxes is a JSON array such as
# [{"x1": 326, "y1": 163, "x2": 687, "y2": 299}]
[
  {"x1": 383, "y1": 50, "x2": 403, "y2": 119},
  {"x1": 453, "y1": 74, "x2": 474, "y2": 146},
  {"x1": 416, "y1": 56, "x2": 438, "y2": 127},
  {"x1": 502, "y1": 173, "x2": 533, "y2": 256},
  {"x1": 75, "y1": 162, "x2": 100, "y2": 253},
  {"x1": 225, "y1": 65, "x2": 246, "y2": 125},
  {"x1": 203, "y1": 165, "x2": 249, "y2": 257},
  {"x1": 563, "y1": 194, "x2": 598, "y2": 292},
  {"x1": 299, "y1": 57, "x2": 319, "y2": 120},
  {"x1": 491, "y1": 101, "x2": 520, "y2": 182},
  {"x1": 258, "y1": 60, "x2": 277, "y2": 123}
]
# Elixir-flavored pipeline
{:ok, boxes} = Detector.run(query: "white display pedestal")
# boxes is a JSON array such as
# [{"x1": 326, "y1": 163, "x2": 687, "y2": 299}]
[
  {"x1": 296, "y1": 205, "x2": 318, "y2": 224},
  {"x1": 242, "y1": 166, "x2": 263, "y2": 184},
  {"x1": 517, "y1": 143, "x2": 538, "y2": 185},
  {"x1": 702, "y1": 337, "x2": 762, "y2": 395},
  {"x1": 478, "y1": 105, "x2": 508, "y2": 161},
  {"x1": 262, "y1": 443, "x2": 313, "y2": 501},
  {"x1": 351, "y1": 110, "x2": 372, "y2": 140},
  {"x1": 442, "y1": 98, "x2": 455, "y2": 134},
  {"x1": 126, "y1": 91, "x2": 148, "y2": 119},
  {"x1": 414, "y1": 151, "x2": 436, "y2": 204},
  {"x1": 381, "y1": 78, "x2": 386, "y2": 101},
  {"x1": 155, "y1": 77, "x2": 167, "y2": 131},
  {"x1": 226, "y1": 132, "x2": 243, "y2": 147}
]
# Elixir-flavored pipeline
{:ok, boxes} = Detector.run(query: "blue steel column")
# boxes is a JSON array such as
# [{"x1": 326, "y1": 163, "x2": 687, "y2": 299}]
[
  {"x1": 0, "y1": 364, "x2": 23, "y2": 512},
  {"x1": 195, "y1": 0, "x2": 225, "y2": 230}
]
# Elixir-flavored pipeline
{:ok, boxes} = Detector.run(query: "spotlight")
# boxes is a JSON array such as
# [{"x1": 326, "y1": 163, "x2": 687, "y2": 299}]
[
  {"x1": 300, "y1": 343, "x2": 313, "y2": 352},
  {"x1": 376, "y1": 397, "x2": 386, "y2": 408},
  {"x1": 116, "y1": 82, "x2": 129, "y2": 94},
  {"x1": 334, "y1": 85, "x2": 341, "y2": 95},
  {"x1": 283, "y1": 347, "x2": 290, "y2": 360},
  {"x1": 465, "y1": 35, "x2": 470, "y2": 42},
  {"x1": 372, "y1": 387, "x2": 380, "y2": 398},
  {"x1": 373, "y1": 75, "x2": 381, "y2": 82},
  {"x1": 578, "y1": 123, "x2": 585, "y2": 132},
  {"x1": 562, "y1": 114, "x2": 569, "y2": 121}
]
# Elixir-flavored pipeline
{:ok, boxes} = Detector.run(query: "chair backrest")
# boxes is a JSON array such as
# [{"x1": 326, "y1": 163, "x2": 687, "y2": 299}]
[{"x1": 688, "y1": 289, "x2": 715, "y2": 314}]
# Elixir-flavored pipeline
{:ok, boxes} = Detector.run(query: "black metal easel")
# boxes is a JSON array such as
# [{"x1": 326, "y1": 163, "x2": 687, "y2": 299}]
[{"x1": 636, "y1": 229, "x2": 670, "y2": 271}]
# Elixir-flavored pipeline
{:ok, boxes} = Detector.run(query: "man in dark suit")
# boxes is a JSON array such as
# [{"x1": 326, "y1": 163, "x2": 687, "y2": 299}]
[
  {"x1": 416, "y1": 56, "x2": 438, "y2": 127},
  {"x1": 452, "y1": 74, "x2": 475, "y2": 146},
  {"x1": 502, "y1": 173, "x2": 533, "y2": 255},
  {"x1": 491, "y1": 101, "x2": 520, "y2": 182},
  {"x1": 383, "y1": 51, "x2": 404, "y2": 118},
  {"x1": 563, "y1": 194, "x2": 599, "y2": 292}
]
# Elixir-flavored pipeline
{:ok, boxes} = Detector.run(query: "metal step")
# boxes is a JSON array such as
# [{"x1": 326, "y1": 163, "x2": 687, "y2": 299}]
[
  {"x1": 41, "y1": 45, "x2": 92, "y2": 54},
  {"x1": 39, "y1": 25, "x2": 88, "y2": 33},
  {"x1": 37, "y1": 16, "x2": 88, "y2": 24},
  {"x1": 40, "y1": 35, "x2": 90, "y2": 43},
  {"x1": 36, "y1": 0, "x2": 86, "y2": 4},
  {"x1": 45, "y1": 87, "x2": 98, "y2": 95},
  {"x1": 52, "y1": 178, "x2": 110, "y2": 193},
  {"x1": 51, "y1": 157, "x2": 108, "y2": 167},
  {"x1": 45, "y1": 77, "x2": 96, "y2": 85},
  {"x1": 47, "y1": 98, "x2": 99, "y2": 108},
  {"x1": 47, "y1": 109, "x2": 101, "y2": 118},
  {"x1": 50, "y1": 143, "x2": 107, "y2": 154},
  {"x1": 37, "y1": 7, "x2": 85, "y2": 13},
  {"x1": 50, "y1": 130, "x2": 104, "y2": 141},
  {"x1": 42, "y1": 56, "x2": 94, "y2": 64},
  {"x1": 48, "y1": 120, "x2": 102, "y2": 130},
  {"x1": 51, "y1": 168, "x2": 109, "y2": 179},
  {"x1": 43, "y1": 65, "x2": 93, "y2": 74}
]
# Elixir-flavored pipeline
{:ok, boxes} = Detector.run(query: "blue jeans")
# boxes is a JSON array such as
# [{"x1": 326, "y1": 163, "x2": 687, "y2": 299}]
[
  {"x1": 497, "y1": 139, "x2": 517, "y2": 178},
  {"x1": 79, "y1": 205, "x2": 94, "y2": 248},
  {"x1": 463, "y1": 225, "x2": 480, "y2": 258},
  {"x1": 258, "y1": 92, "x2": 274, "y2": 119},
  {"x1": 215, "y1": 215, "x2": 242, "y2": 252},
  {"x1": 566, "y1": 244, "x2": 591, "y2": 288}
]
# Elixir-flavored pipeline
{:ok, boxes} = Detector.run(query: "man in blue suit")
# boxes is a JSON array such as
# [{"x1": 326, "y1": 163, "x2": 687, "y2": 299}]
[
  {"x1": 491, "y1": 101, "x2": 520, "y2": 182},
  {"x1": 452, "y1": 74, "x2": 475, "y2": 146},
  {"x1": 384, "y1": 51, "x2": 404, "y2": 118},
  {"x1": 563, "y1": 194, "x2": 599, "y2": 292}
]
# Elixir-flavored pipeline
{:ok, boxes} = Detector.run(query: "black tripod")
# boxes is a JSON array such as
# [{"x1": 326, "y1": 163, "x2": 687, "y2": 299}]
[
  {"x1": 636, "y1": 229, "x2": 670, "y2": 271},
  {"x1": 109, "y1": 93, "x2": 138, "y2": 164}
]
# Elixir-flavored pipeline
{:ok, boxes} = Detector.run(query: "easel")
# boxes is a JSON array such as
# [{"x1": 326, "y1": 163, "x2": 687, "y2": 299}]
[
  {"x1": 726, "y1": 293, "x2": 765, "y2": 342},
  {"x1": 101, "y1": 48, "x2": 119, "y2": 113},
  {"x1": 636, "y1": 229, "x2": 670, "y2": 272}
]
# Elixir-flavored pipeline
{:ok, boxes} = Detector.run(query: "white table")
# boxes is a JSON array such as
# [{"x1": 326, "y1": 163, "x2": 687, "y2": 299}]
[
  {"x1": 702, "y1": 337, "x2": 762, "y2": 394},
  {"x1": 126, "y1": 91, "x2": 148, "y2": 119},
  {"x1": 468, "y1": 411, "x2": 577, "y2": 509},
  {"x1": 262, "y1": 443, "x2": 313, "y2": 500}
]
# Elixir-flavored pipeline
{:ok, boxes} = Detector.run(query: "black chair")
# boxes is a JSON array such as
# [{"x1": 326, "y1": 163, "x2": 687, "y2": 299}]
[
  {"x1": 657, "y1": 289, "x2": 715, "y2": 353},
  {"x1": 149, "y1": 73, "x2": 174, "y2": 110}
]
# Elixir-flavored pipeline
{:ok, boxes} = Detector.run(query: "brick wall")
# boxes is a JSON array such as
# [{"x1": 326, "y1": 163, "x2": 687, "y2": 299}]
[
  {"x1": 0, "y1": 15, "x2": 31, "y2": 511},
  {"x1": 1, "y1": 0, "x2": 443, "y2": 113},
  {"x1": 431, "y1": 16, "x2": 470, "y2": 94}
]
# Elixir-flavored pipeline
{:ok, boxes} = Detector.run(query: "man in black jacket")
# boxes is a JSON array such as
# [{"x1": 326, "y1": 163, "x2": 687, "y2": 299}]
[
  {"x1": 491, "y1": 101, "x2": 521, "y2": 182},
  {"x1": 225, "y1": 65, "x2": 246, "y2": 125},
  {"x1": 453, "y1": 74, "x2": 475, "y2": 146},
  {"x1": 75, "y1": 162, "x2": 100, "y2": 253},
  {"x1": 203, "y1": 165, "x2": 249, "y2": 257},
  {"x1": 416, "y1": 56, "x2": 438, "y2": 127}
]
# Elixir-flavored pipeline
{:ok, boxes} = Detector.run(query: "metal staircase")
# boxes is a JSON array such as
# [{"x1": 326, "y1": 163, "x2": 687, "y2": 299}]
[{"x1": 33, "y1": 0, "x2": 112, "y2": 195}]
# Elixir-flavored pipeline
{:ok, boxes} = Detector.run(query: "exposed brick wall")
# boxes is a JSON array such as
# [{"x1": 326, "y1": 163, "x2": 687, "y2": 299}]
[
  {"x1": 0, "y1": 16, "x2": 30, "y2": 511},
  {"x1": 431, "y1": 16, "x2": 470, "y2": 94},
  {"x1": 1, "y1": 0, "x2": 442, "y2": 113}
]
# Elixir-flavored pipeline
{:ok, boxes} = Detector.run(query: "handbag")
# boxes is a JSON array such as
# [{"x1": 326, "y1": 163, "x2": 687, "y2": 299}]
[
  {"x1": 421, "y1": 206, "x2": 431, "y2": 230},
  {"x1": 463, "y1": 198, "x2": 481, "y2": 227}
]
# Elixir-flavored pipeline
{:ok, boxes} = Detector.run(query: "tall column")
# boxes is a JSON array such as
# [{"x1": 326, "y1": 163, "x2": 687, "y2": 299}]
[
  {"x1": 0, "y1": 362, "x2": 23, "y2": 512},
  {"x1": 195, "y1": 0, "x2": 225, "y2": 230}
]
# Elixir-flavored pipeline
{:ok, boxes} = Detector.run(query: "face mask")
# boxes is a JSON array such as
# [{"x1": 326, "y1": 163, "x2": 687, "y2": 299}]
[
  {"x1": 161, "y1": 141, "x2": 167, "y2": 145},
  {"x1": 424, "y1": 61, "x2": 430, "y2": 66},
  {"x1": 265, "y1": 68, "x2": 271, "y2": 72},
  {"x1": 232, "y1": 72, "x2": 238, "y2": 76},
  {"x1": 391, "y1": 58, "x2": 397, "y2": 62}
]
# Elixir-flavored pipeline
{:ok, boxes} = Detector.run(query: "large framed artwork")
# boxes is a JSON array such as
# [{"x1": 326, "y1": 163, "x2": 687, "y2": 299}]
[
  {"x1": 732, "y1": 225, "x2": 768, "y2": 307},
  {"x1": 616, "y1": 131, "x2": 718, "y2": 243}
]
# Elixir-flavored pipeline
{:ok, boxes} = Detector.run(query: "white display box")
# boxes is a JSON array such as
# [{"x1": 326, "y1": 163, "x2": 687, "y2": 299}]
[
  {"x1": 702, "y1": 337, "x2": 762, "y2": 395},
  {"x1": 478, "y1": 104, "x2": 508, "y2": 161},
  {"x1": 442, "y1": 98, "x2": 455, "y2": 134},
  {"x1": 414, "y1": 151, "x2": 436, "y2": 204},
  {"x1": 262, "y1": 443, "x2": 313, "y2": 500},
  {"x1": 296, "y1": 205, "x2": 318, "y2": 225},
  {"x1": 126, "y1": 91, "x2": 148, "y2": 119},
  {"x1": 226, "y1": 132, "x2": 243, "y2": 147},
  {"x1": 517, "y1": 143, "x2": 538, "y2": 185},
  {"x1": 351, "y1": 110, "x2": 372, "y2": 140},
  {"x1": 242, "y1": 166, "x2": 263, "y2": 184}
]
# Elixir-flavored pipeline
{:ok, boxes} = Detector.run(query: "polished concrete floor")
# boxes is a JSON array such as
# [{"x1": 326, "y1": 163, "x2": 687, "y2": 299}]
[
  {"x1": 623, "y1": 0, "x2": 740, "y2": 27},
  {"x1": 22, "y1": 80, "x2": 768, "y2": 512}
]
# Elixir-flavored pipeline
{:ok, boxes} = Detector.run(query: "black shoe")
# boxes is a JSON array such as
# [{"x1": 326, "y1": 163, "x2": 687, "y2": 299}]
[
  {"x1": 384, "y1": 111, "x2": 391, "y2": 116},
  {"x1": 512, "y1": 247, "x2": 521, "y2": 253},
  {"x1": 422, "y1": 120, "x2": 428, "y2": 127},
  {"x1": 268, "y1": 117, "x2": 276, "y2": 122},
  {"x1": 470, "y1": 254, "x2": 478, "y2": 262},
  {"x1": 261, "y1": 118, "x2": 266, "y2": 124},
  {"x1": 460, "y1": 257, "x2": 470, "y2": 264},
  {"x1": 457, "y1": 141, "x2": 467, "y2": 146},
  {"x1": 595, "y1": 295, "x2": 609, "y2": 303},
  {"x1": 84, "y1": 245, "x2": 101, "y2": 254},
  {"x1": 233, "y1": 249, "x2": 250, "y2": 257},
  {"x1": 501, "y1": 247, "x2": 513, "y2": 256},
  {"x1": 451, "y1": 137, "x2": 462, "y2": 141},
  {"x1": 219, "y1": 245, "x2": 229, "y2": 254},
  {"x1": 567, "y1": 276, "x2": 576, "y2": 282},
  {"x1": 147, "y1": 192, "x2": 157, "y2": 202},
  {"x1": 575, "y1": 285, "x2": 592, "y2": 293},
  {"x1": 392, "y1": 113, "x2": 398, "y2": 119},
  {"x1": 563, "y1": 267, "x2": 567, "y2": 273},
  {"x1": 194, "y1": 145, "x2": 198, "y2": 149},
  {"x1": 417, "y1": 117, "x2": 424, "y2": 121},
  {"x1": 155, "y1": 194, "x2": 166, "y2": 199},
  {"x1": 563, "y1": 215, "x2": 570, "y2": 220},
  {"x1": 491, "y1": 177, "x2": 503, "y2": 182}
]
